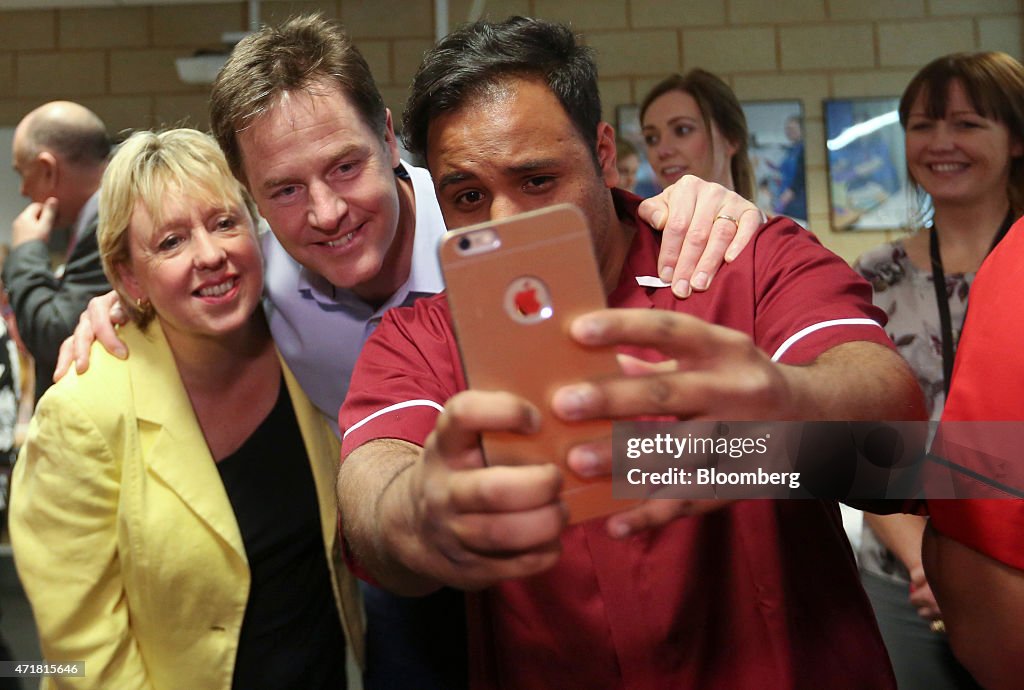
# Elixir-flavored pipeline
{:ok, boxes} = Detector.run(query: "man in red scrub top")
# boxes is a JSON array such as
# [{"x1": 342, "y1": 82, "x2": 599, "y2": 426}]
[{"x1": 338, "y1": 16, "x2": 926, "y2": 690}]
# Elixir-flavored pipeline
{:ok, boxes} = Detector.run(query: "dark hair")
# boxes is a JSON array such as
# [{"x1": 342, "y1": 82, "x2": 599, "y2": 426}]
[
  {"x1": 210, "y1": 13, "x2": 387, "y2": 184},
  {"x1": 899, "y1": 51, "x2": 1024, "y2": 216},
  {"x1": 639, "y1": 70, "x2": 754, "y2": 200},
  {"x1": 403, "y1": 16, "x2": 602, "y2": 164}
]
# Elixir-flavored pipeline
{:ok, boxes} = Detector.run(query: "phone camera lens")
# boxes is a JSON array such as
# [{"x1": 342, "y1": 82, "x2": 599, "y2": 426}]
[{"x1": 458, "y1": 236, "x2": 472, "y2": 251}]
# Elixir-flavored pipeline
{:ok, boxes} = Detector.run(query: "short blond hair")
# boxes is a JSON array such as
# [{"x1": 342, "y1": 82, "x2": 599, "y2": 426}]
[{"x1": 99, "y1": 128, "x2": 257, "y2": 327}]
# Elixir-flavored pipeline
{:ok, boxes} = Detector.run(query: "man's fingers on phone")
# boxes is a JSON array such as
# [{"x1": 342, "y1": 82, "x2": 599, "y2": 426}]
[
  {"x1": 446, "y1": 391, "x2": 541, "y2": 434},
  {"x1": 446, "y1": 464, "x2": 562, "y2": 513},
  {"x1": 572, "y1": 309, "x2": 720, "y2": 358},
  {"x1": 553, "y1": 372, "x2": 708, "y2": 421},
  {"x1": 566, "y1": 439, "x2": 613, "y2": 477},
  {"x1": 616, "y1": 353, "x2": 679, "y2": 377},
  {"x1": 433, "y1": 392, "x2": 541, "y2": 466},
  {"x1": 449, "y1": 502, "x2": 567, "y2": 554}
]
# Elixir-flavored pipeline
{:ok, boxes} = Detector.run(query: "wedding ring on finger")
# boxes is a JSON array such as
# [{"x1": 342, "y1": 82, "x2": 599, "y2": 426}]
[
  {"x1": 739, "y1": 206, "x2": 769, "y2": 225},
  {"x1": 714, "y1": 213, "x2": 740, "y2": 230},
  {"x1": 930, "y1": 619, "x2": 946, "y2": 634}
]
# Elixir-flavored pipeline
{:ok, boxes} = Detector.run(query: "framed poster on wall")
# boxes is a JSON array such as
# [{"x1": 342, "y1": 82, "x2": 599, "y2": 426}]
[
  {"x1": 824, "y1": 97, "x2": 914, "y2": 231},
  {"x1": 742, "y1": 100, "x2": 807, "y2": 226}
]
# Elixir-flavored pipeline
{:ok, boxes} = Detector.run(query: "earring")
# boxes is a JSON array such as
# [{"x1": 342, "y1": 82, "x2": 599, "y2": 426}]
[{"x1": 135, "y1": 297, "x2": 152, "y2": 315}]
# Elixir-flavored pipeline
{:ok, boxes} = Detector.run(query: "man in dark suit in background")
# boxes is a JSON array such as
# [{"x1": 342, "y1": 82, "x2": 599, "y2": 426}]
[{"x1": 5, "y1": 101, "x2": 111, "y2": 402}]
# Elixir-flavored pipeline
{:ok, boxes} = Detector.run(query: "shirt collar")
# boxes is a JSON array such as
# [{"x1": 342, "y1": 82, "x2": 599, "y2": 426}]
[{"x1": 607, "y1": 188, "x2": 666, "y2": 309}]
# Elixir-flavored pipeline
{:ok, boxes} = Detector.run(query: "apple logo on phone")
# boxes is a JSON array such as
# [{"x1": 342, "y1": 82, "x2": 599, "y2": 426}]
[{"x1": 505, "y1": 276, "x2": 554, "y2": 324}]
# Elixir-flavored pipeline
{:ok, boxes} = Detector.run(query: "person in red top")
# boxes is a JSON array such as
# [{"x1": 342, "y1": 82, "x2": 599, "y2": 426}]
[
  {"x1": 337, "y1": 17, "x2": 925, "y2": 689},
  {"x1": 924, "y1": 216, "x2": 1024, "y2": 689}
]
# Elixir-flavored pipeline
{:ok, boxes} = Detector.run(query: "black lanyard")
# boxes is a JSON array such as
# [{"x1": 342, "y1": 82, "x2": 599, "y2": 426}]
[{"x1": 929, "y1": 211, "x2": 1014, "y2": 397}]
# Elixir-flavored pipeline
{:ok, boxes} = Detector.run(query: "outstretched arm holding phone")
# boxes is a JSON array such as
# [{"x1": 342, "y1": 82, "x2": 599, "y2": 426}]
[{"x1": 337, "y1": 296, "x2": 923, "y2": 595}]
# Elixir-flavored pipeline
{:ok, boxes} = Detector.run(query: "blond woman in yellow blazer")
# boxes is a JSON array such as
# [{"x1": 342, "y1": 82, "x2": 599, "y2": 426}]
[{"x1": 9, "y1": 129, "x2": 363, "y2": 689}]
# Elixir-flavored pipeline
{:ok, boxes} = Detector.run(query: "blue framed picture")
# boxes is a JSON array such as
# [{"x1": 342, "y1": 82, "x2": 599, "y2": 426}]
[{"x1": 824, "y1": 97, "x2": 914, "y2": 231}]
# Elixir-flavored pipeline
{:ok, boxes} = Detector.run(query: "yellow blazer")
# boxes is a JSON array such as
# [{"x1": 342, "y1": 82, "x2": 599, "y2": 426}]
[{"x1": 10, "y1": 321, "x2": 364, "y2": 689}]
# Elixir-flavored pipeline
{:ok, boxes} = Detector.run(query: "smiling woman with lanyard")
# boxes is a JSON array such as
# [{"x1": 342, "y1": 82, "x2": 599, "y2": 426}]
[{"x1": 853, "y1": 51, "x2": 1024, "y2": 690}]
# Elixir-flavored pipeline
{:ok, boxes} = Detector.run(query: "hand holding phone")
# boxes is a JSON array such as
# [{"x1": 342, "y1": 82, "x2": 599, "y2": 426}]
[{"x1": 440, "y1": 204, "x2": 638, "y2": 522}]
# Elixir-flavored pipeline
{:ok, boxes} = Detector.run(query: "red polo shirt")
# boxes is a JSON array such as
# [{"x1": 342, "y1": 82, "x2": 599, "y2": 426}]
[
  {"x1": 340, "y1": 191, "x2": 897, "y2": 689},
  {"x1": 928, "y1": 216, "x2": 1024, "y2": 570}
]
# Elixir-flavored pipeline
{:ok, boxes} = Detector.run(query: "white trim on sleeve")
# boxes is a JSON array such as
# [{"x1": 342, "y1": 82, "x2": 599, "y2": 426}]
[
  {"x1": 342, "y1": 399, "x2": 446, "y2": 439},
  {"x1": 770, "y1": 318, "x2": 883, "y2": 362}
]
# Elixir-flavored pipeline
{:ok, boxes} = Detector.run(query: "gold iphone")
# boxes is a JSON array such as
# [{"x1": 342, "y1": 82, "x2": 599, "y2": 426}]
[{"x1": 439, "y1": 204, "x2": 637, "y2": 523}]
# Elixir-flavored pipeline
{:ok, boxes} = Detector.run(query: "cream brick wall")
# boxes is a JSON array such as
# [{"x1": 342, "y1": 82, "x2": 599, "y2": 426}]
[
  {"x1": 829, "y1": 0, "x2": 925, "y2": 22},
  {"x1": 587, "y1": 30, "x2": 679, "y2": 77},
  {"x1": 356, "y1": 40, "x2": 391, "y2": 88},
  {"x1": 878, "y1": 19, "x2": 976, "y2": 67},
  {"x1": 78, "y1": 96, "x2": 154, "y2": 134},
  {"x1": 780, "y1": 24, "x2": 875, "y2": 70},
  {"x1": 392, "y1": 38, "x2": 433, "y2": 89},
  {"x1": 340, "y1": 0, "x2": 433, "y2": 39},
  {"x1": 152, "y1": 4, "x2": 244, "y2": 47},
  {"x1": 0, "y1": 0, "x2": 1019, "y2": 259},
  {"x1": 732, "y1": 74, "x2": 829, "y2": 117},
  {"x1": 978, "y1": 16, "x2": 1022, "y2": 55},
  {"x1": 59, "y1": 7, "x2": 150, "y2": 49},
  {"x1": 0, "y1": 54, "x2": 13, "y2": 98},
  {"x1": 260, "y1": 0, "x2": 338, "y2": 24},
  {"x1": 0, "y1": 10, "x2": 57, "y2": 51},
  {"x1": 683, "y1": 27, "x2": 777, "y2": 73},
  {"x1": 729, "y1": 0, "x2": 826, "y2": 25},
  {"x1": 16, "y1": 52, "x2": 106, "y2": 97},
  {"x1": 447, "y1": 0, "x2": 530, "y2": 28},
  {"x1": 631, "y1": 0, "x2": 725, "y2": 28},
  {"x1": 930, "y1": 0, "x2": 1018, "y2": 15},
  {"x1": 534, "y1": 0, "x2": 628, "y2": 31}
]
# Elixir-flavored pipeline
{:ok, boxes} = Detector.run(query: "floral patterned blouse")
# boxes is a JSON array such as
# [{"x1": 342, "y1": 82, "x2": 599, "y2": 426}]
[{"x1": 853, "y1": 238, "x2": 975, "y2": 581}]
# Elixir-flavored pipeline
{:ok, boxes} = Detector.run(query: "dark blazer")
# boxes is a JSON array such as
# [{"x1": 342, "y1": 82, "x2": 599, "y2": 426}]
[{"x1": 2, "y1": 204, "x2": 110, "y2": 402}]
